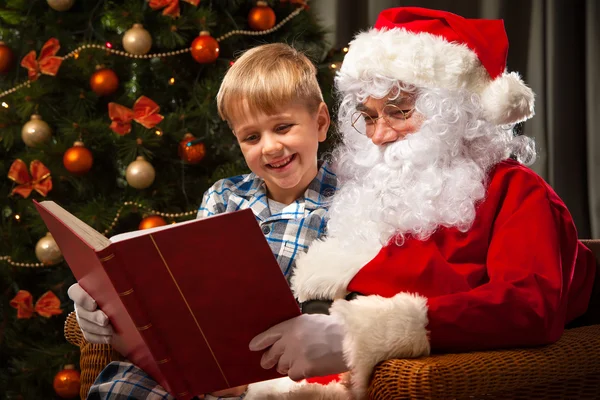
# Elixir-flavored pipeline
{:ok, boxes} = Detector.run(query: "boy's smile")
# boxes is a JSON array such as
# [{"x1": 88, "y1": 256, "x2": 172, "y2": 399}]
[
  {"x1": 267, "y1": 154, "x2": 296, "y2": 169},
  {"x1": 230, "y1": 101, "x2": 329, "y2": 204}
]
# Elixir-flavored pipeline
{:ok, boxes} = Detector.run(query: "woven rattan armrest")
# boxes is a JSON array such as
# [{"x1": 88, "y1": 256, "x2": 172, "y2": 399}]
[
  {"x1": 64, "y1": 311, "x2": 124, "y2": 399},
  {"x1": 368, "y1": 324, "x2": 600, "y2": 400}
]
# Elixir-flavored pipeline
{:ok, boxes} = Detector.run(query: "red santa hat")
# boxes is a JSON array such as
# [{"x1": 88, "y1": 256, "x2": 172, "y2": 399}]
[{"x1": 338, "y1": 7, "x2": 535, "y2": 125}]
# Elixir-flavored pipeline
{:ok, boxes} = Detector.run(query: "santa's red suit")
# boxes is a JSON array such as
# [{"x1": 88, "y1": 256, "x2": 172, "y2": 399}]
[{"x1": 246, "y1": 159, "x2": 596, "y2": 399}]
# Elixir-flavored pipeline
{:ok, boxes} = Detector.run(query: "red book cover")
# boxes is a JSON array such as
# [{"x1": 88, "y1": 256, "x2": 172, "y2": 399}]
[{"x1": 34, "y1": 200, "x2": 301, "y2": 399}]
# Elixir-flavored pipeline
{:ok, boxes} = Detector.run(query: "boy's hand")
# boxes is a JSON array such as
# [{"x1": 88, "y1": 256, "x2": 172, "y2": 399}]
[{"x1": 67, "y1": 283, "x2": 113, "y2": 344}]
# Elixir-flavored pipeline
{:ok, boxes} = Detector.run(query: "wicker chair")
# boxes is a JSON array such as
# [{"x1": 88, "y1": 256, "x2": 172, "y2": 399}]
[{"x1": 65, "y1": 240, "x2": 600, "y2": 399}]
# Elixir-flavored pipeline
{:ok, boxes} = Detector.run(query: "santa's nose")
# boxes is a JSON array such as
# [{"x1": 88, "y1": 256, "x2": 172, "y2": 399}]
[{"x1": 370, "y1": 122, "x2": 402, "y2": 145}]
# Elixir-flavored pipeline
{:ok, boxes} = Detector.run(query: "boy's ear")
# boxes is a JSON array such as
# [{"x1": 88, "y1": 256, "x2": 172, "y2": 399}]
[{"x1": 316, "y1": 102, "x2": 330, "y2": 142}]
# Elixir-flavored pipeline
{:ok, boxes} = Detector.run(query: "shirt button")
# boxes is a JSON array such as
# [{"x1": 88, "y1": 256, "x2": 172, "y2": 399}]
[{"x1": 261, "y1": 225, "x2": 271, "y2": 235}]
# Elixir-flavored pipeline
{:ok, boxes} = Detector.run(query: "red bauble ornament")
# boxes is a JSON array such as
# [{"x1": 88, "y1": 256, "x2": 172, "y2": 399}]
[
  {"x1": 53, "y1": 365, "x2": 81, "y2": 399},
  {"x1": 178, "y1": 133, "x2": 206, "y2": 164},
  {"x1": 191, "y1": 31, "x2": 219, "y2": 64},
  {"x1": 0, "y1": 41, "x2": 15, "y2": 75},
  {"x1": 63, "y1": 141, "x2": 93, "y2": 175},
  {"x1": 139, "y1": 215, "x2": 167, "y2": 230},
  {"x1": 248, "y1": 1, "x2": 276, "y2": 31},
  {"x1": 90, "y1": 67, "x2": 119, "y2": 97}
]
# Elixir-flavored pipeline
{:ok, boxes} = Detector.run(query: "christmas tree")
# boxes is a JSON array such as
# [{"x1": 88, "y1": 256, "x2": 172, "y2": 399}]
[{"x1": 0, "y1": 0, "x2": 338, "y2": 397}]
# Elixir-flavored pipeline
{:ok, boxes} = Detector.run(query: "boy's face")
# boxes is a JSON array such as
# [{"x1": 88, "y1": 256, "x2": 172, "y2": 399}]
[{"x1": 230, "y1": 101, "x2": 329, "y2": 204}]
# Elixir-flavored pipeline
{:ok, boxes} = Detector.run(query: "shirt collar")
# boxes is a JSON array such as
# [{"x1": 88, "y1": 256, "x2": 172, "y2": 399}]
[{"x1": 230, "y1": 160, "x2": 338, "y2": 214}]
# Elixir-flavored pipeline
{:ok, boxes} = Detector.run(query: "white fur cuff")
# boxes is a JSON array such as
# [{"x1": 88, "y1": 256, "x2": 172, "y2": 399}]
[
  {"x1": 330, "y1": 292, "x2": 431, "y2": 398},
  {"x1": 246, "y1": 377, "x2": 350, "y2": 400},
  {"x1": 292, "y1": 237, "x2": 381, "y2": 303}
]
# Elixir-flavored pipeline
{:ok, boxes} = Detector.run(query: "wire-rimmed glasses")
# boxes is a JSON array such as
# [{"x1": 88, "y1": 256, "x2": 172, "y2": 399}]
[{"x1": 351, "y1": 104, "x2": 415, "y2": 136}]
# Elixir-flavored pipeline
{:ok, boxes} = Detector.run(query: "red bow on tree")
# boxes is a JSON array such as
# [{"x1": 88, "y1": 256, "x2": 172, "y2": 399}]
[
  {"x1": 20, "y1": 38, "x2": 63, "y2": 81},
  {"x1": 149, "y1": 0, "x2": 200, "y2": 18},
  {"x1": 280, "y1": 0, "x2": 309, "y2": 9},
  {"x1": 108, "y1": 96, "x2": 164, "y2": 135},
  {"x1": 7, "y1": 159, "x2": 53, "y2": 198},
  {"x1": 10, "y1": 290, "x2": 63, "y2": 319}
]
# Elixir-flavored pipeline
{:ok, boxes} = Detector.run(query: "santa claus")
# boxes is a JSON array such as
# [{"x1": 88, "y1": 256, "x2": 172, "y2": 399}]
[{"x1": 245, "y1": 6, "x2": 597, "y2": 400}]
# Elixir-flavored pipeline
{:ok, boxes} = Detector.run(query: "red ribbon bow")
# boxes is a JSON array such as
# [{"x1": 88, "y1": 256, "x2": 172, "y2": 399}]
[
  {"x1": 149, "y1": 0, "x2": 200, "y2": 18},
  {"x1": 280, "y1": 0, "x2": 309, "y2": 9},
  {"x1": 10, "y1": 290, "x2": 63, "y2": 319},
  {"x1": 20, "y1": 38, "x2": 63, "y2": 81},
  {"x1": 108, "y1": 96, "x2": 164, "y2": 135},
  {"x1": 7, "y1": 159, "x2": 53, "y2": 198}
]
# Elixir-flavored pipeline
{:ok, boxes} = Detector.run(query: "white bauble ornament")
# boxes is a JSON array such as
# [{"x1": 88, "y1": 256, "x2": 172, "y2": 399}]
[
  {"x1": 126, "y1": 156, "x2": 155, "y2": 189},
  {"x1": 35, "y1": 233, "x2": 63, "y2": 265},
  {"x1": 122, "y1": 24, "x2": 152, "y2": 55},
  {"x1": 47, "y1": 0, "x2": 75, "y2": 11},
  {"x1": 22, "y1": 114, "x2": 52, "y2": 147}
]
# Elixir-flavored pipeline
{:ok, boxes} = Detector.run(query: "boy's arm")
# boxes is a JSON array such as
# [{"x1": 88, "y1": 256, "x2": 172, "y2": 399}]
[{"x1": 197, "y1": 182, "x2": 228, "y2": 219}]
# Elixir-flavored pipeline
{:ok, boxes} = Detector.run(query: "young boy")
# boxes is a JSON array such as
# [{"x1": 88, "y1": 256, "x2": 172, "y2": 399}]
[{"x1": 68, "y1": 43, "x2": 336, "y2": 399}]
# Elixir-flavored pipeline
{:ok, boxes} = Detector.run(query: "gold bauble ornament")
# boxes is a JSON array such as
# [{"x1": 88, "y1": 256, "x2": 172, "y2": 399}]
[
  {"x1": 190, "y1": 31, "x2": 219, "y2": 64},
  {"x1": 139, "y1": 215, "x2": 167, "y2": 230},
  {"x1": 248, "y1": 1, "x2": 276, "y2": 31},
  {"x1": 22, "y1": 114, "x2": 52, "y2": 148},
  {"x1": 53, "y1": 365, "x2": 81, "y2": 399},
  {"x1": 47, "y1": 0, "x2": 75, "y2": 11},
  {"x1": 0, "y1": 41, "x2": 16, "y2": 75},
  {"x1": 90, "y1": 67, "x2": 119, "y2": 97},
  {"x1": 35, "y1": 233, "x2": 63, "y2": 266},
  {"x1": 122, "y1": 24, "x2": 152, "y2": 55},
  {"x1": 63, "y1": 141, "x2": 93, "y2": 175},
  {"x1": 126, "y1": 156, "x2": 155, "y2": 189}
]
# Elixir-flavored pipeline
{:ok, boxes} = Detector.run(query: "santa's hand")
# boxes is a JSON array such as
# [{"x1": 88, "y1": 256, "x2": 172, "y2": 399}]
[
  {"x1": 67, "y1": 283, "x2": 113, "y2": 344},
  {"x1": 249, "y1": 314, "x2": 348, "y2": 381}
]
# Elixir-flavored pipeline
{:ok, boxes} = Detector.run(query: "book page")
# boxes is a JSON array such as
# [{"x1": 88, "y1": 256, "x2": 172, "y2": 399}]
[
  {"x1": 109, "y1": 217, "x2": 200, "y2": 243},
  {"x1": 37, "y1": 201, "x2": 111, "y2": 251}
]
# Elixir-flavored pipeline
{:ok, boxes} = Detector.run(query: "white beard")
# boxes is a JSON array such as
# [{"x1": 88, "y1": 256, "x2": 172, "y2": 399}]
[{"x1": 326, "y1": 124, "x2": 493, "y2": 249}]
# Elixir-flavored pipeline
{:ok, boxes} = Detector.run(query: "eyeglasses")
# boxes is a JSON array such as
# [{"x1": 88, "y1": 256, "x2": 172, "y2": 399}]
[{"x1": 351, "y1": 104, "x2": 415, "y2": 136}]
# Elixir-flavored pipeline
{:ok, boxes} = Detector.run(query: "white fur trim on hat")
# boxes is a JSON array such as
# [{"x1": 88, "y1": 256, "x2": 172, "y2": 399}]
[
  {"x1": 480, "y1": 71, "x2": 535, "y2": 124},
  {"x1": 338, "y1": 28, "x2": 535, "y2": 125},
  {"x1": 330, "y1": 293, "x2": 430, "y2": 399}
]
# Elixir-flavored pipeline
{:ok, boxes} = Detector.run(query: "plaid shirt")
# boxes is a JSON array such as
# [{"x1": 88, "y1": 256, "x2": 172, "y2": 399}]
[
  {"x1": 198, "y1": 161, "x2": 337, "y2": 280},
  {"x1": 87, "y1": 162, "x2": 337, "y2": 399}
]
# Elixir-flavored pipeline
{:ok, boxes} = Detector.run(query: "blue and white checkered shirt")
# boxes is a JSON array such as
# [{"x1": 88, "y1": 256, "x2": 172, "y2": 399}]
[
  {"x1": 87, "y1": 161, "x2": 337, "y2": 399},
  {"x1": 198, "y1": 160, "x2": 337, "y2": 280}
]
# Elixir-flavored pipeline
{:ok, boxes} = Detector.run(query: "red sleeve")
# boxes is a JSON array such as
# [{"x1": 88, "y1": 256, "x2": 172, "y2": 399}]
[{"x1": 427, "y1": 167, "x2": 581, "y2": 352}]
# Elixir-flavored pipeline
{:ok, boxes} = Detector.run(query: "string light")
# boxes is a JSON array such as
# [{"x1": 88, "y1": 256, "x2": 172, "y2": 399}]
[
  {"x1": 100, "y1": 201, "x2": 196, "y2": 236},
  {"x1": 343, "y1": 47, "x2": 349, "y2": 53},
  {"x1": 1, "y1": 6, "x2": 306, "y2": 99},
  {"x1": 330, "y1": 63, "x2": 338, "y2": 69},
  {"x1": 169, "y1": 77, "x2": 175, "y2": 85},
  {"x1": 2, "y1": 201, "x2": 197, "y2": 268},
  {"x1": 1, "y1": 7, "x2": 309, "y2": 267},
  {"x1": 155, "y1": 129, "x2": 163, "y2": 136}
]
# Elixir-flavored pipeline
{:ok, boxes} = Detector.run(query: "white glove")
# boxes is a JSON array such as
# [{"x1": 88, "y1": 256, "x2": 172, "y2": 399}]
[
  {"x1": 67, "y1": 283, "x2": 113, "y2": 344},
  {"x1": 249, "y1": 314, "x2": 349, "y2": 381}
]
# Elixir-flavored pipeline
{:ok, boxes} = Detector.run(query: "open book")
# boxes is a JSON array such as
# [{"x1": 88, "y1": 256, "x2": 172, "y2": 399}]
[{"x1": 34, "y1": 200, "x2": 301, "y2": 399}]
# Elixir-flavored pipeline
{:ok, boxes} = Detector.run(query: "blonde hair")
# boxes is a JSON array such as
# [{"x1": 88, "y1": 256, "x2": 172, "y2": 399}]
[{"x1": 217, "y1": 43, "x2": 323, "y2": 122}]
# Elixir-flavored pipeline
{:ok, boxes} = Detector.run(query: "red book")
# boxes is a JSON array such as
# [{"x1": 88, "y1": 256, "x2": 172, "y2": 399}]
[{"x1": 34, "y1": 200, "x2": 301, "y2": 399}]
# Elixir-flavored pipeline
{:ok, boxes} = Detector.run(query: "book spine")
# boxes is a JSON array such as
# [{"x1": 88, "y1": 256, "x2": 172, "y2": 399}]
[{"x1": 99, "y1": 248, "x2": 193, "y2": 400}]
